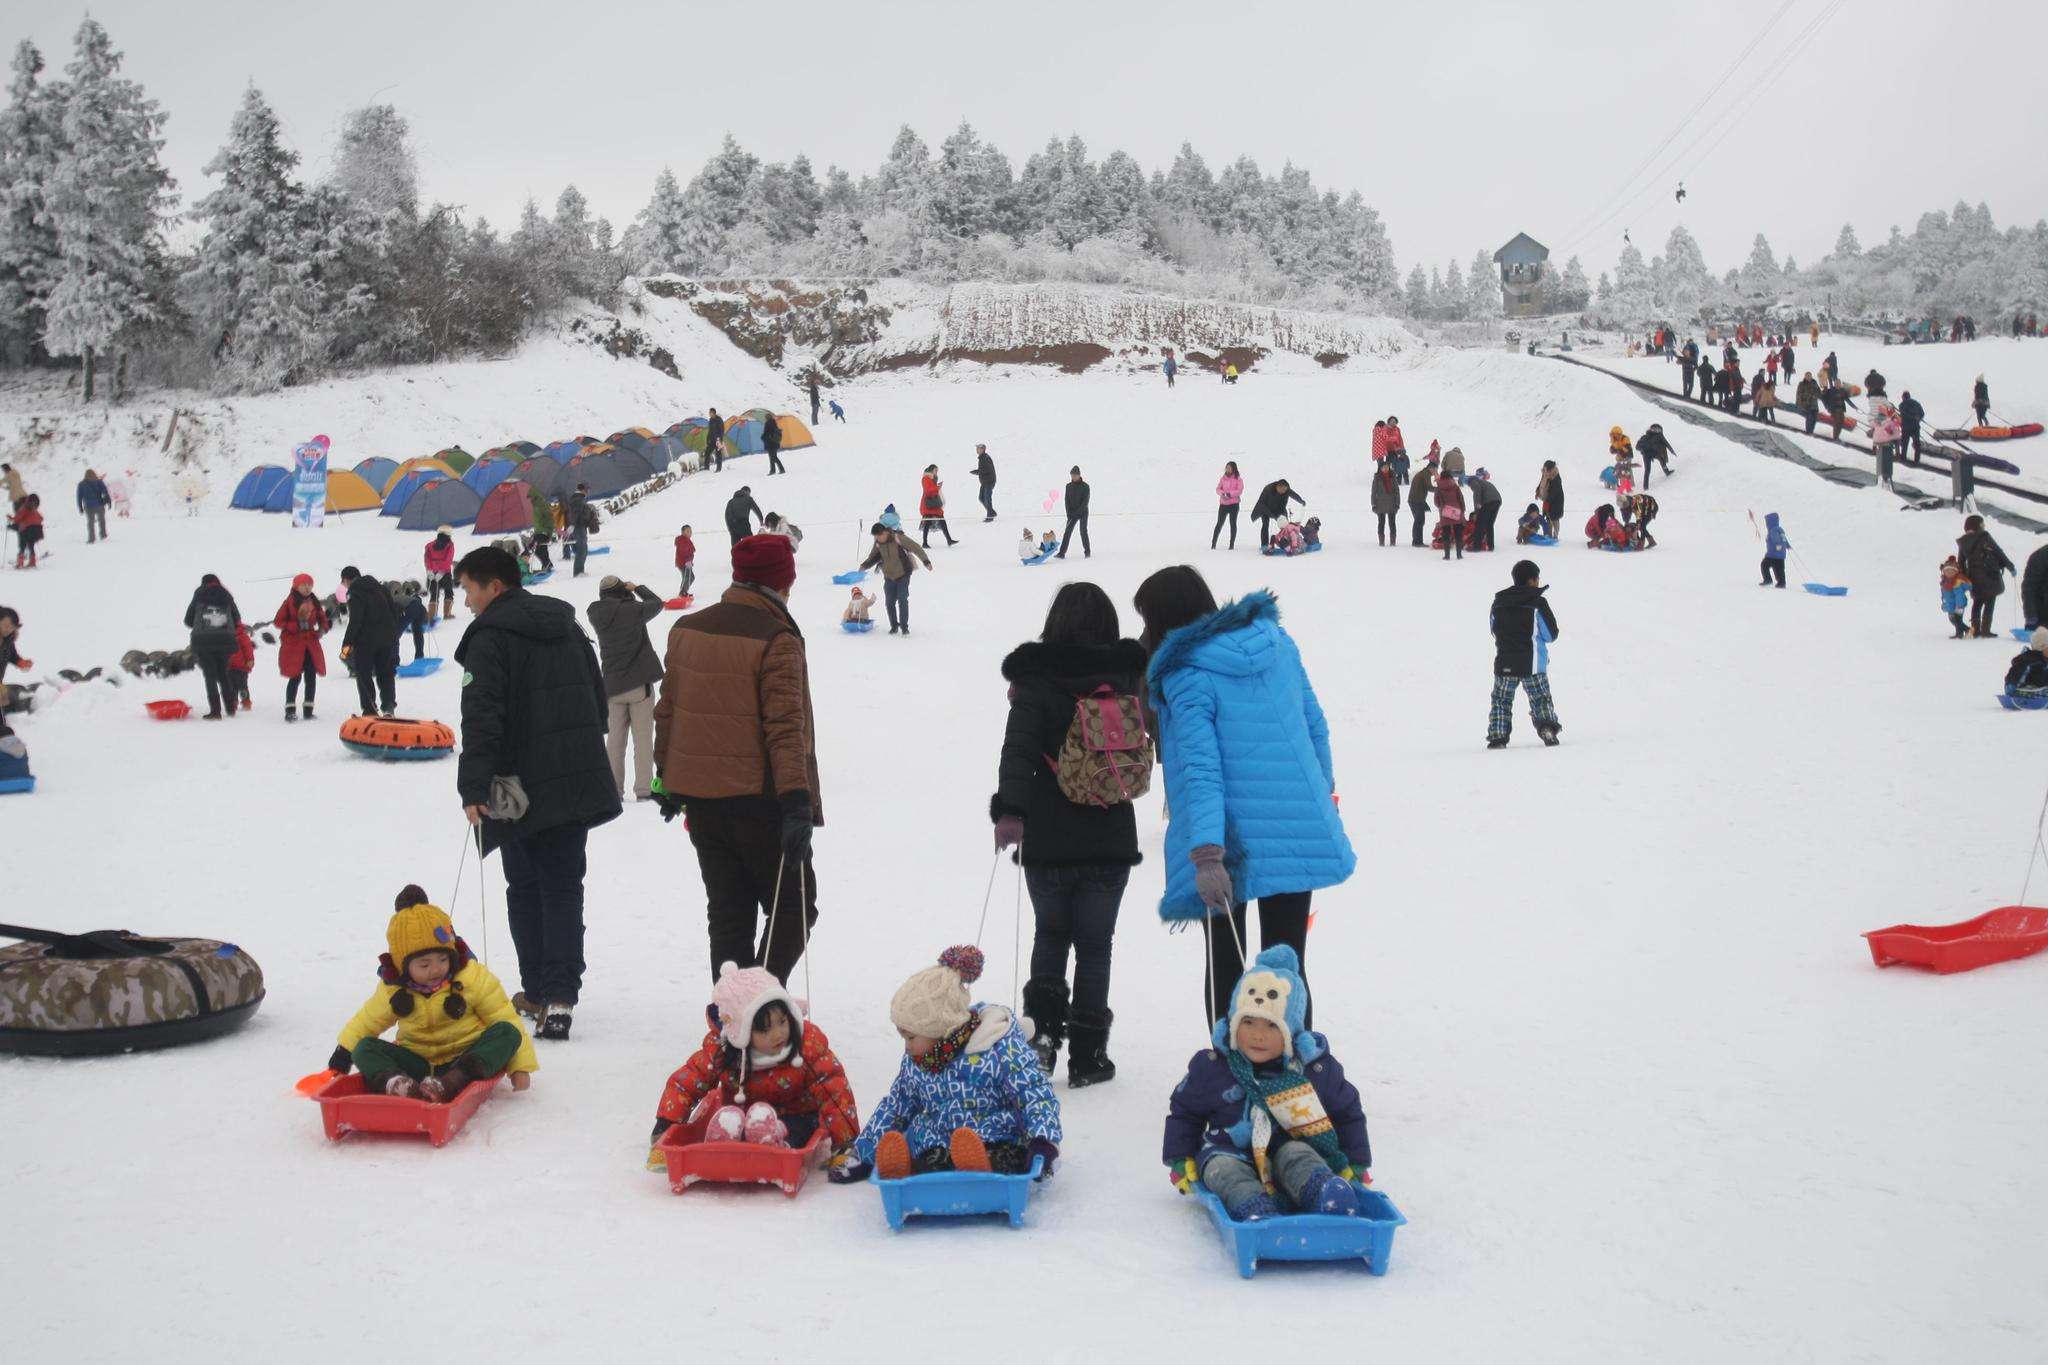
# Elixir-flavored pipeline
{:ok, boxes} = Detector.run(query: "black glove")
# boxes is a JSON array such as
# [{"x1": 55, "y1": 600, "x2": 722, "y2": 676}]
[
  {"x1": 779, "y1": 791, "x2": 814, "y2": 860},
  {"x1": 656, "y1": 791, "x2": 686, "y2": 823},
  {"x1": 327, "y1": 1045, "x2": 353, "y2": 1076}
]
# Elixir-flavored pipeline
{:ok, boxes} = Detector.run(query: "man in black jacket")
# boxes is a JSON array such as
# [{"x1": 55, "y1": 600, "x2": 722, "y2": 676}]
[
  {"x1": 455, "y1": 546, "x2": 619, "y2": 1040},
  {"x1": 1637, "y1": 424, "x2": 1676, "y2": 487},
  {"x1": 724, "y1": 486, "x2": 763, "y2": 546},
  {"x1": 585, "y1": 575, "x2": 666, "y2": 801},
  {"x1": 705, "y1": 408, "x2": 727, "y2": 473},
  {"x1": 1468, "y1": 467, "x2": 1502, "y2": 550},
  {"x1": 1056, "y1": 466, "x2": 1090, "y2": 559},
  {"x1": 1819, "y1": 379, "x2": 1851, "y2": 441},
  {"x1": 1678, "y1": 347, "x2": 1697, "y2": 399},
  {"x1": 567, "y1": 482, "x2": 592, "y2": 577},
  {"x1": 1252, "y1": 477, "x2": 1307, "y2": 548},
  {"x1": 1487, "y1": 560, "x2": 1562, "y2": 750},
  {"x1": 339, "y1": 565, "x2": 400, "y2": 717},
  {"x1": 1898, "y1": 391, "x2": 1926, "y2": 462},
  {"x1": 762, "y1": 413, "x2": 786, "y2": 475},
  {"x1": 972, "y1": 444, "x2": 997, "y2": 522}
]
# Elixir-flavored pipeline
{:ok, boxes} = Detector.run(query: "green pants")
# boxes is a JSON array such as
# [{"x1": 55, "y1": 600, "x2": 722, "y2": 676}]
[{"x1": 353, "y1": 1022, "x2": 522, "y2": 1090}]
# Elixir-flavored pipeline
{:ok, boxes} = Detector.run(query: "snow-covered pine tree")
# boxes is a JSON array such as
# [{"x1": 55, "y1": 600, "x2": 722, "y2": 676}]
[
  {"x1": 1404, "y1": 264, "x2": 1428, "y2": 317},
  {"x1": 932, "y1": 122, "x2": 1010, "y2": 243},
  {"x1": 1428, "y1": 265, "x2": 1445, "y2": 319},
  {"x1": 675, "y1": 135, "x2": 759, "y2": 272},
  {"x1": 1157, "y1": 142, "x2": 1221, "y2": 229},
  {"x1": 0, "y1": 40, "x2": 63, "y2": 364},
  {"x1": 1653, "y1": 225, "x2": 1711, "y2": 322},
  {"x1": 330, "y1": 104, "x2": 417, "y2": 223},
  {"x1": 1558, "y1": 256, "x2": 1590, "y2": 312},
  {"x1": 1467, "y1": 247, "x2": 1501, "y2": 320},
  {"x1": 1097, "y1": 149, "x2": 1150, "y2": 243},
  {"x1": 39, "y1": 18, "x2": 178, "y2": 400},
  {"x1": 1336, "y1": 193, "x2": 1398, "y2": 302},
  {"x1": 182, "y1": 84, "x2": 334, "y2": 391},
  {"x1": 1832, "y1": 223, "x2": 1861, "y2": 259},
  {"x1": 627, "y1": 167, "x2": 690, "y2": 275},
  {"x1": 1442, "y1": 258, "x2": 1467, "y2": 320}
]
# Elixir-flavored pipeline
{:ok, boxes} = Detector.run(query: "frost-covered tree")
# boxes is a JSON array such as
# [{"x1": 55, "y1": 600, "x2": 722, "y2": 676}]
[
  {"x1": 1832, "y1": 223, "x2": 1861, "y2": 259},
  {"x1": 932, "y1": 122, "x2": 1011, "y2": 241},
  {"x1": 0, "y1": 41, "x2": 63, "y2": 363},
  {"x1": 182, "y1": 85, "x2": 335, "y2": 391},
  {"x1": 1466, "y1": 247, "x2": 1501, "y2": 320},
  {"x1": 329, "y1": 104, "x2": 416, "y2": 222},
  {"x1": 1557, "y1": 256, "x2": 1590, "y2": 312},
  {"x1": 39, "y1": 18, "x2": 179, "y2": 399},
  {"x1": 1442, "y1": 258, "x2": 1466, "y2": 320},
  {"x1": 674, "y1": 134, "x2": 759, "y2": 271},
  {"x1": 1599, "y1": 243, "x2": 1655, "y2": 324},
  {"x1": 1403, "y1": 264, "x2": 1429, "y2": 317},
  {"x1": 1740, "y1": 233, "x2": 1780, "y2": 295},
  {"x1": 1097, "y1": 149, "x2": 1149, "y2": 240},
  {"x1": 627, "y1": 167, "x2": 689, "y2": 273},
  {"x1": 1652, "y1": 225, "x2": 1712, "y2": 320},
  {"x1": 1156, "y1": 142, "x2": 1221, "y2": 227}
]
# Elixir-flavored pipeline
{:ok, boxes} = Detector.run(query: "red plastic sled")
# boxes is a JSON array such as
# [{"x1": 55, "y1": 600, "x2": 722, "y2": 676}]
[
  {"x1": 145, "y1": 700, "x2": 191, "y2": 720},
  {"x1": 311, "y1": 1071, "x2": 502, "y2": 1146},
  {"x1": 655, "y1": 1113, "x2": 829, "y2": 1196},
  {"x1": 665, "y1": 595, "x2": 694, "y2": 610},
  {"x1": 1862, "y1": 905, "x2": 2048, "y2": 974}
]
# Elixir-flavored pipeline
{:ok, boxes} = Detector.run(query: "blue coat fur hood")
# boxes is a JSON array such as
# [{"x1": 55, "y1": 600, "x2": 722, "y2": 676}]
[{"x1": 1146, "y1": 591, "x2": 1356, "y2": 921}]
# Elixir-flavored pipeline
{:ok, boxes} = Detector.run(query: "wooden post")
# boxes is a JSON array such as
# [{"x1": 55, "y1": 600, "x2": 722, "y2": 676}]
[{"x1": 82, "y1": 349, "x2": 95, "y2": 403}]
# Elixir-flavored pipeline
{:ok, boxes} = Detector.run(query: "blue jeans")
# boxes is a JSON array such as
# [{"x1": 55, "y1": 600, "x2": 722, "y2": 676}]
[
  {"x1": 882, "y1": 576, "x2": 910, "y2": 629},
  {"x1": 500, "y1": 822, "x2": 588, "y2": 1004},
  {"x1": 1024, "y1": 864, "x2": 1130, "y2": 1021}
]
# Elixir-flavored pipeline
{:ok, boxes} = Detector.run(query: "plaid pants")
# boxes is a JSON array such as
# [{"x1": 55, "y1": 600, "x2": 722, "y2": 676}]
[{"x1": 1488, "y1": 672, "x2": 1558, "y2": 741}]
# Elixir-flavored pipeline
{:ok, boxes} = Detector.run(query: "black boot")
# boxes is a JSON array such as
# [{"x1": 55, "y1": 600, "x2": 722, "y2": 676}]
[
  {"x1": 1022, "y1": 978, "x2": 1068, "y2": 1075},
  {"x1": 1067, "y1": 1011, "x2": 1116, "y2": 1088}
]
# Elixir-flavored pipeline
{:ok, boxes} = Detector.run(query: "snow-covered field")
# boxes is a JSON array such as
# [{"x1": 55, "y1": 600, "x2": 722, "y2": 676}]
[{"x1": 6, "y1": 334, "x2": 2048, "y2": 1362}]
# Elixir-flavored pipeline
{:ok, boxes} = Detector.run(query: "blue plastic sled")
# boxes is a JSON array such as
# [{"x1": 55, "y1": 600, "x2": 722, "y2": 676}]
[
  {"x1": 397, "y1": 657, "x2": 443, "y2": 678},
  {"x1": 842, "y1": 620, "x2": 875, "y2": 634},
  {"x1": 1998, "y1": 690, "x2": 2048, "y2": 711},
  {"x1": 0, "y1": 776, "x2": 34, "y2": 795},
  {"x1": 586, "y1": 545, "x2": 610, "y2": 556},
  {"x1": 1020, "y1": 551, "x2": 1056, "y2": 566},
  {"x1": 876, "y1": 1157, "x2": 1045, "y2": 1230},
  {"x1": 522, "y1": 570, "x2": 554, "y2": 586},
  {"x1": 1526, "y1": 534, "x2": 1559, "y2": 546},
  {"x1": 1196, "y1": 1187, "x2": 1407, "y2": 1279},
  {"x1": 1801, "y1": 583, "x2": 1848, "y2": 597},
  {"x1": 1260, "y1": 542, "x2": 1323, "y2": 558},
  {"x1": 831, "y1": 570, "x2": 868, "y2": 586},
  {"x1": 2013, "y1": 628, "x2": 2035, "y2": 642}
]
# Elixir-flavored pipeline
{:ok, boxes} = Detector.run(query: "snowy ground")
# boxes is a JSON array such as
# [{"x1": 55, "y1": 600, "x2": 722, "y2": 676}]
[{"x1": 6, "y1": 339, "x2": 2048, "y2": 1362}]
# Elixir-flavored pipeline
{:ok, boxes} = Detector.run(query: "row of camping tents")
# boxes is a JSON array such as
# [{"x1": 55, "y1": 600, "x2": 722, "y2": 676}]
[{"x1": 226, "y1": 412, "x2": 816, "y2": 529}]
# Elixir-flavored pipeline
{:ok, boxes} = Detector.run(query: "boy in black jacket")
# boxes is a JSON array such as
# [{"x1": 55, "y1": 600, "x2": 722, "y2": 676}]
[{"x1": 1488, "y1": 560, "x2": 1562, "y2": 749}]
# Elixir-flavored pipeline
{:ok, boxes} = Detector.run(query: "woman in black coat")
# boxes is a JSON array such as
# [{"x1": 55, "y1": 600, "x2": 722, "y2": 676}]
[
  {"x1": 1958, "y1": 514, "x2": 2017, "y2": 637},
  {"x1": 990, "y1": 582, "x2": 1146, "y2": 1088},
  {"x1": 183, "y1": 573, "x2": 242, "y2": 719}
]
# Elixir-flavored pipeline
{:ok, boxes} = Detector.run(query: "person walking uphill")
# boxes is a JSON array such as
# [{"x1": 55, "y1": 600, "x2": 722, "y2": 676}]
[
  {"x1": 919, "y1": 465, "x2": 958, "y2": 548},
  {"x1": 724, "y1": 485, "x2": 763, "y2": 546},
  {"x1": 339, "y1": 566, "x2": 401, "y2": 718},
  {"x1": 1249, "y1": 477, "x2": 1304, "y2": 549},
  {"x1": 1058, "y1": 467, "x2": 1091, "y2": 559},
  {"x1": 653, "y1": 534, "x2": 822, "y2": 986},
  {"x1": 184, "y1": 574, "x2": 242, "y2": 720},
  {"x1": 1487, "y1": 560, "x2": 1562, "y2": 749},
  {"x1": 1957, "y1": 514, "x2": 2016, "y2": 638},
  {"x1": 1133, "y1": 567, "x2": 1355, "y2": 1028},
  {"x1": 76, "y1": 468, "x2": 111, "y2": 544},
  {"x1": 973, "y1": 444, "x2": 997, "y2": 522},
  {"x1": 1973, "y1": 376, "x2": 1991, "y2": 427},
  {"x1": 860, "y1": 522, "x2": 933, "y2": 635},
  {"x1": 454, "y1": 545, "x2": 620, "y2": 1041},
  {"x1": 585, "y1": 576, "x2": 666, "y2": 802},
  {"x1": 991, "y1": 582, "x2": 1148, "y2": 1087},
  {"x1": 272, "y1": 573, "x2": 328, "y2": 722}
]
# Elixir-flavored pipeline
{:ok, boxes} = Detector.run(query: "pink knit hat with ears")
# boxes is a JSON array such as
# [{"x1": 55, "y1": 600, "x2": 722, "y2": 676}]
[{"x1": 710, "y1": 961, "x2": 803, "y2": 1052}]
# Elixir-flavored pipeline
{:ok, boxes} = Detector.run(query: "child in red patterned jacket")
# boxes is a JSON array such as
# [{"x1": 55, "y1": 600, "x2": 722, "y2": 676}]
[{"x1": 647, "y1": 961, "x2": 860, "y2": 1169}]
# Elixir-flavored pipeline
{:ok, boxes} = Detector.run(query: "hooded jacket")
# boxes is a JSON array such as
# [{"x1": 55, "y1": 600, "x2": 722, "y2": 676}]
[
  {"x1": 1958, "y1": 528, "x2": 2015, "y2": 595},
  {"x1": 453, "y1": 588, "x2": 619, "y2": 855},
  {"x1": 341, "y1": 574, "x2": 400, "y2": 653},
  {"x1": 585, "y1": 584, "x2": 666, "y2": 697},
  {"x1": 654, "y1": 1016, "x2": 861, "y2": 1148},
  {"x1": 184, "y1": 581, "x2": 241, "y2": 652},
  {"x1": 1490, "y1": 582, "x2": 1559, "y2": 676},
  {"x1": 273, "y1": 588, "x2": 328, "y2": 678},
  {"x1": 1147, "y1": 591, "x2": 1355, "y2": 921},
  {"x1": 850, "y1": 1005, "x2": 1061, "y2": 1164},
  {"x1": 991, "y1": 639, "x2": 1149, "y2": 868},
  {"x1": 1764, "y1": 513, "x2": 1790, "y2": 558},
  {"x1": 1163, "y1": 1037, "x2": 1370, "y2": 1171},
  {"x1": 653, "y1": 583, "x2": 822, "y2": 822}
]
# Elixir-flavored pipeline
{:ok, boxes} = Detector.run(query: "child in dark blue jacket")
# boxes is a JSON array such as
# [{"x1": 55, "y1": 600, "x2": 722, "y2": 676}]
[
  {"x1": 1760, "y1": 512, "x2": 1789, "y2": 588},
  {"x1": 1163, "y1": 944, "x2": 1370, "y2": 1221}
]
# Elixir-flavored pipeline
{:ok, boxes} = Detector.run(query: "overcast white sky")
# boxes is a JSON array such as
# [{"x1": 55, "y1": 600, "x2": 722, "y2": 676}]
[{"x1": 12, "y1": 0, "x2": 2046, "y2": 280}]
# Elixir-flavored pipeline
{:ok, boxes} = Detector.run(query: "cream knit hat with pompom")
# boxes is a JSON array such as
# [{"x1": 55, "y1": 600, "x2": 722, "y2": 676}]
[{"x1": 889, "y1": 945, "x2": 985, "y2": 1039}]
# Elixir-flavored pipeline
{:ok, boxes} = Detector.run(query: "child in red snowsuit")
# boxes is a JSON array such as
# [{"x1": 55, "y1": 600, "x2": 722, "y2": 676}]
[
  {"x1": 648, "y1": 961, "x2": 860, "y2": 1168},
  {"x1": 226, "y1": 621, "x2": 256, "y2": 710}
]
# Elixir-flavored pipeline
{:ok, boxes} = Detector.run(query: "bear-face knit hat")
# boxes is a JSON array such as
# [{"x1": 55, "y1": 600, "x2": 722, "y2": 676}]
[
  {"x1": 890, "y1": 945, "x2": 984, "y2": 1039},
  {"x1": 1213, "y1": 943, "x2": 1321, "y2": 1063},
  {"x1": 711, "y1": 960, "x2": 803, "y2": 1053}
]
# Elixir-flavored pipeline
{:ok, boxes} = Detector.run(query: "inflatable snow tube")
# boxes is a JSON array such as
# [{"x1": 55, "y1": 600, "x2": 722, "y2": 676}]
[
  {"x1": 1970, "y1": 423, "x2": 2043, "y2": 441},
  {"x1": 339, "y1": 715, "x2": 455, "y2": 761},
  {"x1": 0, "y1": 925, "x2": 264, "y2": 1056}
]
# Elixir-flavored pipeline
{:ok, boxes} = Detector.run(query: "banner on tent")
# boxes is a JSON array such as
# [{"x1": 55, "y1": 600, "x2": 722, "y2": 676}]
[{"x1": 291, "y1": 435, "x2": 330, "y2": 529}]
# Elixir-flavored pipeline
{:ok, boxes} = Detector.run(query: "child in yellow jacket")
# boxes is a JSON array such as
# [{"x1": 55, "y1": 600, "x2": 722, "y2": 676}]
[{"x1": 328, "y1": 885, "x2": 537, "y2": 1101}]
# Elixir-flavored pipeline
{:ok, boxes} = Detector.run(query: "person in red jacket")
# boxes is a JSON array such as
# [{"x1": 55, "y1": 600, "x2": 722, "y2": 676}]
[
  {"x1": 423, "y1": 526, "x2": 457, "y2": 623},
  {"x1": 647, "y1": 962, "x2": 861, "y2": 1166},
  {"x1": 272, "y1": 572, "x2": 329, "y2": 722},
  {"x1": 226, "y1": 620, "x2": 257, "y2": 713},
  {"x1": 673, "y1": 523, "x2": 695, "y2": 599},
  {"x1": 918, "y1": 464, "x2": 957, "y2": 548}
]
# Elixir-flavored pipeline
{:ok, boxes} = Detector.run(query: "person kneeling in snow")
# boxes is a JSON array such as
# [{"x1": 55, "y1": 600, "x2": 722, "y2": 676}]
[
  {"x1": 2007, "y1": 629, "x2": 2048, "y2": 699},
  {"x1": 1516, "y1": 503, "x2": 1551, "y2": 544},
  {"x1": 1162, "y1": 945, "x2": 1370, "y2": 1222},
  {"x1": 831, "y1": 945, "x2": 1061, "y2": 1183},
  {"x1": 1586, "y1": 504, "x2": 1624, "y2": 549},
  {"x1": 647, "y1": 961, "x2": 859, "y2": 1169},
  {"x1": 1018, "y1": 528, "x2": 1041, "y2": 562},
  {"x1": 1269, "y1": 516, "x2": 1307, "y2": 555},
  {"x1": 327, "y1": 887, "x2": 537, "y2": 1102}
]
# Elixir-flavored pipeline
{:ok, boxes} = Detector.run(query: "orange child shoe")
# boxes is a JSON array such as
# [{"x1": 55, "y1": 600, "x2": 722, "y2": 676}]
[
  {"x1": 949, "y1": 1128, "x2": 991, "y2": 1173},
  {"x1": 876, "y1": 1132, "x2": 913, "y2": 1181}
]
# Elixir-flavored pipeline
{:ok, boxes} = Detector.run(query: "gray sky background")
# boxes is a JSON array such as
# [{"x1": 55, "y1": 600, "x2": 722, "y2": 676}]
[{"x1": 12, "y1": 0, "x2": 2046, "y2": 284}]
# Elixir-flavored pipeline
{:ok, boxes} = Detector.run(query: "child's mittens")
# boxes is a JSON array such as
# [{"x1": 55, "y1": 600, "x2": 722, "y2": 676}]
[
  {"x1": 1027, "y1": 1136, "x2": 1060, "y2": 1180},
  {"x1": 1168, "y1": 1157, "x2": 1200, "y2": 1195},
  {"x1": 826, "y1": 1152, "x2": 870, "y2": 1185},
  {"x1": 326, "y1": 1045, "x2": 353, "y2": 1076}
]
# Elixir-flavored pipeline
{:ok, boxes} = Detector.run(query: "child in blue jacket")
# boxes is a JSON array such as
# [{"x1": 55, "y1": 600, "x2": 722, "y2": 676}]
[
  {"x1": 1760, "y1": 512, "x2": 1789, "y2": 588},
  {"x1": 1163, "y1": 944, "x2": 1371, "y2": 1221},
  {"x1": 1940, "y1": 555, "x2": 1971, "y2": 638},
  {"x1": 832, "y1": 945, "x2": 1062, "y2": 1182}
]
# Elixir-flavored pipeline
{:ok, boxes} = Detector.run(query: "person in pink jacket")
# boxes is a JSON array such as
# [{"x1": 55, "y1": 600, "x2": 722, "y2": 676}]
[
  {"x1": 1435, "y1": 471, "x2": 1467, "y2": 561},
  {"x1": 423, "y1": 526, "x2": 457, "y2": 623},
  {"x1": 1212, "y1": 460, "x2": 1244, "y2": 550}
]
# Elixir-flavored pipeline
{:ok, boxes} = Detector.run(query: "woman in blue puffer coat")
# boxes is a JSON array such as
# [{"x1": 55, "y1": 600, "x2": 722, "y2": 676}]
[{"x1": 1133, "y1": 567, "x2": 1355, "y2": 1026}]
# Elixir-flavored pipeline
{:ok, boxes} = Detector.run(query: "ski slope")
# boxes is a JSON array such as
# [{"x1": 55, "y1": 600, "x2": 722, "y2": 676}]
[{"x1": 5, "y1": 340, "x2": 2048, "y2": 1363}]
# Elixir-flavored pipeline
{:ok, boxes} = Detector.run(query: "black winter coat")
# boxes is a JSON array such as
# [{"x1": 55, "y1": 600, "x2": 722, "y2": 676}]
[
  {"x1": 184, "y1": 583, "x2": 241, "y2": 652},
  {"x1": 1899, "y1": 396, "x2": 1925, "y2": 432},
  {"x1": 991, "y1": 639, "x2": 1147, "y2": 869},
  {"x1": 724, "y1": 489, "x2": 762, "y2": 541},
  {"x1": 342, "y1": 575, "x2": 400, "y2": 653},
  {"x1": 974, "y1": 452, "x2": 996, "y2": 486},
  {"x1": 584, "y1": 585, "x2": 666, "y2": 697},
  {"x1": 706, "y1": 414, "x2": 726, "y2": 446},
  {"x1": 1064, "y1": 479, "x2": 1090, "y2": 517},
  {"x1": 2008, "y1": 649, "x2": 2048, "y2": 690},
  {"x1": 1490, "y1": 583, "x2": 1559, "y2": 676},
  {"x1": 454, "y1": 588, "x2": 620, "y2": 855},
  {"x1": 761, "y1": 417, "x2": 782, "y2": 454},
  {"x1": 1638, "y1": 429, "x2": 1674, "y2": 462},
  {"x1": 2023, "y1": 545, "x2": 2048, "y2": 626},
  {"x1": 1959, "y1": 528, "x2": 2016, "y2": 595},
  {"x1": 1250, "y1": 481, "x2": 1303, "y2": 521}
]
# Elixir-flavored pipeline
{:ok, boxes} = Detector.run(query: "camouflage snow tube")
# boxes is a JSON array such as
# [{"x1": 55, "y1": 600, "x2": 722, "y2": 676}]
[{"x1": 0, "y1": 925, "x2": 264, "y2": 1056}]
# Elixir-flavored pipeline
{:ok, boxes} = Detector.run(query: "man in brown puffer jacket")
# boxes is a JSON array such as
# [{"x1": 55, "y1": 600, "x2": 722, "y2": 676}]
[{"x1": 653, "y1": 534, "x2": 820, "y2": 984}]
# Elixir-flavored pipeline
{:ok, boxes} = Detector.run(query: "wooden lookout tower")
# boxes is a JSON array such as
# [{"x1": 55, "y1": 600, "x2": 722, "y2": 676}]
[{"x1": 1493, "y1": 233, "x2": 1550, "y2": 318}]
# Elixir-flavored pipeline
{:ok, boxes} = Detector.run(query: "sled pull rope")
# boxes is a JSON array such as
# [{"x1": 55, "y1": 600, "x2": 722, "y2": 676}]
[
  {"x1": 1013, "y1": 859, "x2": 1024, "y2": 1015},
  {"x1": 762, "y1": 852, "x2": 815, "y2": 1010},
  {"x1": 2019, "y1": 783, "x2": 2048, "y2": 908},
  {"x1": 449, "y1": 824, "x2": 489, "y2": 964},
  {"x1": 974, "y1": 848, "x2": 1001, "y2": 947}
]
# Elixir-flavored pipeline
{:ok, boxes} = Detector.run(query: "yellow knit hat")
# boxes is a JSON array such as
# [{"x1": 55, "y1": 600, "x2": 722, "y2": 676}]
[{"x1": 387, "y1": 902, "x2": 458, "y2": 968}]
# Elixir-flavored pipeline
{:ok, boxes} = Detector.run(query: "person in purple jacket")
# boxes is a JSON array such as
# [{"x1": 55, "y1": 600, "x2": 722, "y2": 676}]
[{"x1": 1162, "y1": 944, "x2": 1371, "y2": 1221}]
